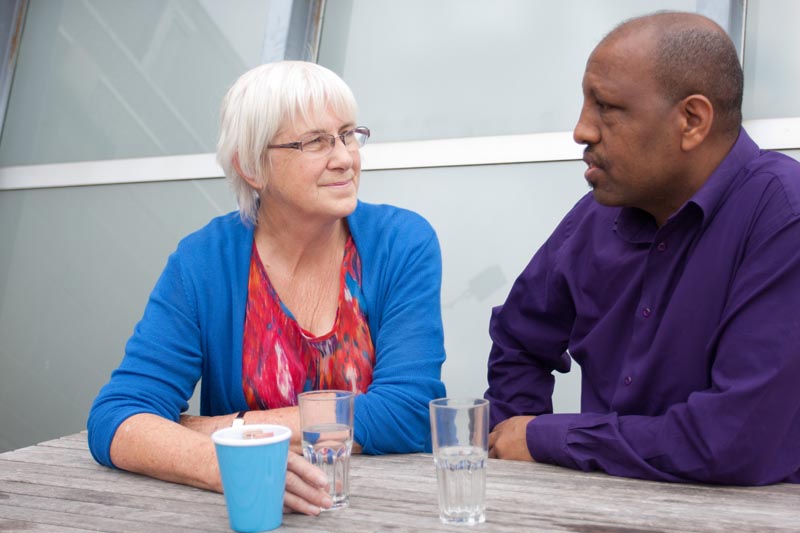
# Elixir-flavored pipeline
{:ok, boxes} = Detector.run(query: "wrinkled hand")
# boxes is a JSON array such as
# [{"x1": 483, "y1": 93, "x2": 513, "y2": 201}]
[
  {"x1": 488, "y1": 416, "x2": 536, "y2": 461},
  {"x1": 283, "y1": 451, "x2": 333, "y2": 515}
]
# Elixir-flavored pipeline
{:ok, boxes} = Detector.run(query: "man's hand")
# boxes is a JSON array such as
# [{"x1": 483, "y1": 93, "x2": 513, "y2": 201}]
[
  {"x1": 488, "y1": 415, "x2": 536, "y2": 461},
  {"x1": 283, "y1": 451, "x2": 333, "y2": 514}
]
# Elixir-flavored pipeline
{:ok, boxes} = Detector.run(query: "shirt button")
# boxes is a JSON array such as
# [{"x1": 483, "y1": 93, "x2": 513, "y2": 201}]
[
  {"x1": 642, "y1": 307, "x2": 652, "y2": 318},
  {"x1": 624, "y1": 376, "x2": 633, "y2": 386},
  {"x1": 657, "y1": 241, "x2": 667, "y2": 252}
]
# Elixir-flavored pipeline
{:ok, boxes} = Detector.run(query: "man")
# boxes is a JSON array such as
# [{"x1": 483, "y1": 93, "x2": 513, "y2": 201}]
[{"x1": 485, "y1": 11, "x2": 800, "y2": 485}]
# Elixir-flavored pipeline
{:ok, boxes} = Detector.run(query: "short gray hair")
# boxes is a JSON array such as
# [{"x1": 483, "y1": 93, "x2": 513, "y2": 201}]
[
  {"x1": 217, "y1": 61, "x2": 358, "y2": 224},
  {"x1": 605, "y1": 12, "x2": 743, "y2": 138}
]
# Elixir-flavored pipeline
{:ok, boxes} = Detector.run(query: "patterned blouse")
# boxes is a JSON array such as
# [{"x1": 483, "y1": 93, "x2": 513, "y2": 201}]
[{"x1": 241, "y1": 236, "x2": 375, "y2": 409}]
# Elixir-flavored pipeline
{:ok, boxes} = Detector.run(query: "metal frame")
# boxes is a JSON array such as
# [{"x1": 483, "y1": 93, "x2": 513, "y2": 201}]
[
  {"x1": 698, "y1": 0, "x2": 747, "y2": 62},
  {"x1": 261, "y1": 0, "x2": 325, "y2": 63},
  {"x1": 2, "y1": 117, "x2": 799, "y2": 190},
  {"x1": 0, "y1": 0, "x2": 27, "y2": 142}
]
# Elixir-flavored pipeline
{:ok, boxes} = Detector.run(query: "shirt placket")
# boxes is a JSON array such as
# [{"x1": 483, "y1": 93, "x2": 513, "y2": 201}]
[{"x1": 612, "y1": 218, "x2": 687, "y2": 410}]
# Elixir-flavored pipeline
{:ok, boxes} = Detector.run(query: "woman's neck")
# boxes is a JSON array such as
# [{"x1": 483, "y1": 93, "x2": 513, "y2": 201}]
[
  {"x1": 254, "y1": 206, "x2": 348, "y2": 276},
  {"x1": 253, "y1": 206, "x2": 349, "y2": 336}
]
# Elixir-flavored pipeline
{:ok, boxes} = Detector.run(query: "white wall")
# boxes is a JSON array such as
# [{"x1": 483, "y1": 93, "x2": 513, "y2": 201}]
[
  {"x1": 358, "y1": 161, "x2": 588, "y2": 407},
  {"x1": 2, "y1": 0, "x2": 800, "y2": 453},
  {"x1": 0, "y1": 159, "x2": 588, "y2": 452}
]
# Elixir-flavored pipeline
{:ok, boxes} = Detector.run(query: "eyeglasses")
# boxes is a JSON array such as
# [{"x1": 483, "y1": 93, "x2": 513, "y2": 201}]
[{"x1": 267, "y1": 126, "x2": 370, "y2": 156}]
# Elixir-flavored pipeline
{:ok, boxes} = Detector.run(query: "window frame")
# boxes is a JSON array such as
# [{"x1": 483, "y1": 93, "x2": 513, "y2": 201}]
[{"x1": 2, "y1": 0, "x2": 799, "y2": 191}]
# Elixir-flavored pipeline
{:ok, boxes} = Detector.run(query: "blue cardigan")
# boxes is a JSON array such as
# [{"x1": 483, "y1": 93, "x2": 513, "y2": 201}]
[{"x1": 88, "y1": 201, "x2": 447, "y2": 467}]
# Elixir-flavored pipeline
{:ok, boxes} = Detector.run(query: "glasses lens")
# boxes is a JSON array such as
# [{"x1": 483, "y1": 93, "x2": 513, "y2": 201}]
[
  {"x1": 301, "y1": 133, "x2": 335, "y2": 153},
  {"x1": 352, "y1": 127, "x2": 370, "y2": 147},
  {"x1": 338, "y1": 128, "x2": 368, "y2": 151},
  {"x1": 298, "y1": 128, "x2": 369, "y2": 156}
]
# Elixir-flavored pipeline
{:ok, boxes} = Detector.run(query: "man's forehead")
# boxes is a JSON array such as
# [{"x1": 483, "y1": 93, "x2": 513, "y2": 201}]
[
  {"x1": 585, "y1": 31, "x2": 655, "y2": 79},
  {"x1": 598, "y1": 24, "x2": 657, "y2": 57}
]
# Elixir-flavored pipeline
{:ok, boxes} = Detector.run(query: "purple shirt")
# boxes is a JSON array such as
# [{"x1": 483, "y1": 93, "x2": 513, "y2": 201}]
[{"x1": 486, "y1": 129, "x2": 800, "y2": 485}]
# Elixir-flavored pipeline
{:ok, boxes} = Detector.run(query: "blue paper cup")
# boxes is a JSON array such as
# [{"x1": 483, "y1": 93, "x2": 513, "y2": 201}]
[{"x1": 212, "y1": 424, "x2": 292, "y2": 533}]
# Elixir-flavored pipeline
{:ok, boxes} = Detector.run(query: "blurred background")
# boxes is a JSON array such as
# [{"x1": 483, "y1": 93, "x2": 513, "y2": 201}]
[{"x1": 1, "y1": 0, "x2": 798, "y2": 453}]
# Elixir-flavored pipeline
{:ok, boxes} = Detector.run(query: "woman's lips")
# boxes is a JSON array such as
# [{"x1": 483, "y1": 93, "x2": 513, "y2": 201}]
[{"x1": 322, "y1": 178, "x2": 353, "y2": 187}]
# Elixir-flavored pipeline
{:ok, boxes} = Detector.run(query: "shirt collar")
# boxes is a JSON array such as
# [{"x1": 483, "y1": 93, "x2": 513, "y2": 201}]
[
  {"x1": 688, "y1": 127, "x2": 760, "y2": 227},
  {"x1": 614, "y1": 127, "x2": 760, "y2": 242},
  {"x1": 614, "y1": 207, "x2": 657, "y2": 244}
]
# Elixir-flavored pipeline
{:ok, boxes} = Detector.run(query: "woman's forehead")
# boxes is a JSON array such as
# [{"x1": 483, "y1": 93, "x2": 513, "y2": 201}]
[{"x1": 281, "y1": 105, "x2": 356, "y2": 135}]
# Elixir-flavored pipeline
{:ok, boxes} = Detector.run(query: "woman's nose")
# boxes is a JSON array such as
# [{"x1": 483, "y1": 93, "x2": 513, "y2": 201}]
[{"x1": 327, "y1": 136, "x2": 355, "y2": 167}]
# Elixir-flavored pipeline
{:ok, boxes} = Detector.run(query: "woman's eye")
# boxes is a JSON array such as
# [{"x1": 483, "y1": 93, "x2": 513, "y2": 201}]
[{"x1": 303, "y1": 137, "x2": 327, "y2": 151}]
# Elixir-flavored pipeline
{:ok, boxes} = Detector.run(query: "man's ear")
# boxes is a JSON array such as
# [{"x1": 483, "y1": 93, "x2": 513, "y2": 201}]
[
  {"x1": 678, "y1": 94, "x2": 714, "y2": 152},
  {"x1": 232, "y1": 153, "x2": 263, "y2": 190}
]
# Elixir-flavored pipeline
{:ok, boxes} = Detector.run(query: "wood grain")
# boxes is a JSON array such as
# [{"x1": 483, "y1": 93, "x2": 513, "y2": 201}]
[{"x1": 0, "y1": 433, "x2": 797, "y2": 533}]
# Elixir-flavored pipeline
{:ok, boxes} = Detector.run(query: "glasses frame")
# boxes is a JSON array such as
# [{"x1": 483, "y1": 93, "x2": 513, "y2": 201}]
[{"x1": 267, "y1": 126, "x2": 371, "y2": 155}]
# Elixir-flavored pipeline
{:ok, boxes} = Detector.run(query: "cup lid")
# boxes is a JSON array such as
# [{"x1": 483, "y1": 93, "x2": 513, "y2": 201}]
[{"x1": 211, "y1": 424, "x2": 292, "y2": 447}]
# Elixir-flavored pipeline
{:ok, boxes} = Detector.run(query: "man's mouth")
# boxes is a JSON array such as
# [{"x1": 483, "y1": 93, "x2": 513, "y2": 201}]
[
  {"x1": 583, "y1": 151, "x2": 603, "y2": 182},
  {"x1": 583, "y1": 149, "x2": 601, "y2": 170}
]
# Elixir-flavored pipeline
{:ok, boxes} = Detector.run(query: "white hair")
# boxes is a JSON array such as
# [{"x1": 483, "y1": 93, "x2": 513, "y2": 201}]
[{"x1": 216, "y1": 61, "x2": 359, "y2": 224}]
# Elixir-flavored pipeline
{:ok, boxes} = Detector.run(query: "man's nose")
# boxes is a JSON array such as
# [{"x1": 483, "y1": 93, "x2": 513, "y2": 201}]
[{"x1": 573, "y1": 106, "x2": 599, "y2": 146}]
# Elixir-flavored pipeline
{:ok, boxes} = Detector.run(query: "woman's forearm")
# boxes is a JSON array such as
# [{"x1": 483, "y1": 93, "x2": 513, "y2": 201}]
[
  {"x1": 110, "y1": 413, "x2": 222, "y2": 492},
  {"x1": 180, "y1": 407, "x2": 300, "y2": 437},
  {"x1": 179, "y1": 411, "x2": 241, "y2": 435},
  {"x1": 177, "y1": 406, "x2": 362, "y2": 455},
  {"x1": 110, "y1": 411, "x2": 334, "y2": 513}
]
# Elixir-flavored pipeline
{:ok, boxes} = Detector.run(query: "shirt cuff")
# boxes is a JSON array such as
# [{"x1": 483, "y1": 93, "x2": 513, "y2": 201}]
[{"x1": 527, "y1": 413, "x2": 582, "y2": 468}]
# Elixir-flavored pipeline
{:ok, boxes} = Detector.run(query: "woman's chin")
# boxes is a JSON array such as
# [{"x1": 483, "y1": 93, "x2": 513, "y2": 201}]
[{"x1": 321, "y1": 195, "x2": 358, "y2": 220}]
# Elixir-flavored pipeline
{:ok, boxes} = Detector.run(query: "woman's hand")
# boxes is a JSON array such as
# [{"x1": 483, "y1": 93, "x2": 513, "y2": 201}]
[
  {"x1": 112, "y1": 414, "x2": 333, "y2": 513},
  {"x1": 283, "y1": 451, "x2": 333, "y2": 514}
]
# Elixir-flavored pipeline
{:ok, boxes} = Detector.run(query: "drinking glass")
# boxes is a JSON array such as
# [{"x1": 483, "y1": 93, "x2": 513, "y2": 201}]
[
  {"x1": 298, "y1": 390, "x2": 355, "y2": 510},
  {"x1": 429, "y1": 398, "x2": 490, "y2": 525}
]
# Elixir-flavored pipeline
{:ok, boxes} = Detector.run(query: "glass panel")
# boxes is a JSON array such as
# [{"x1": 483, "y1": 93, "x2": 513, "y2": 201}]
[
  {"x1": 742, "y1": 0, "x2": 800, "y2": 120},
  {"x1": 0, "y1": 0, "x2": 270, "y2": 166},
  {"x1": 318, "y1": 0, "x2": 698, "y2": 143},
  {"x1": 0, "y1": 159, "x2": 587, "y2": 452},
  {"x1": 358, "y1": 161, "x2": 590, "y2": 412},
  {"x1": 783, "y1": 150, "x2": 800, "y2": 163},
  {"x1": 0, "y1": 178, "x2": 235, "y2": 451}
]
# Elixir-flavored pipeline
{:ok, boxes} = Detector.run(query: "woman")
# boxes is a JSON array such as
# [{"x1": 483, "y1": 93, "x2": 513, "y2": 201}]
[{"x1": 87, "y1": 61, "x2": 446, "y2": 514}]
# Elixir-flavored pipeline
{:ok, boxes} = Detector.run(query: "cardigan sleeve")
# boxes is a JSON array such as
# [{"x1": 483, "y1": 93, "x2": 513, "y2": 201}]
[
  {"x1": 352, "y1": 209, "x2": 447, "y2": 454},
  {"x1": 87, "y1": 249, "x2": 203, "y2": 468}
]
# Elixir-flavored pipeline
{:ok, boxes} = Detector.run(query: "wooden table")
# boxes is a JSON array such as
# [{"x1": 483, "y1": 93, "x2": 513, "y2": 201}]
[{"x1": 0, "y1": 433, "x2": 797, "y2": 532}]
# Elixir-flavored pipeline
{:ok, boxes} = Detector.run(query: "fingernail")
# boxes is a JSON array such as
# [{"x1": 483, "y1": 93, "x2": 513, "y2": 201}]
[{"x1": 321, "y1": 495, "x2": 333, "y2": 508}]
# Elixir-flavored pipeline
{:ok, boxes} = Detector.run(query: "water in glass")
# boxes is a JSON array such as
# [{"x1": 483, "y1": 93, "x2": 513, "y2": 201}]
[
  {"x1": 434, "y1": 445, "x2": 487, "y2": 525},
  {"x1": 302, "y1": 422, "x2": 353, "y2": 510}
]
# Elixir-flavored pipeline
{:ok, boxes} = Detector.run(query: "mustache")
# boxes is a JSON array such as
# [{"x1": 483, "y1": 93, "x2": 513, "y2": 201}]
[{"x1": 582, "y1": 147, "x2": 605, "y2": 169}]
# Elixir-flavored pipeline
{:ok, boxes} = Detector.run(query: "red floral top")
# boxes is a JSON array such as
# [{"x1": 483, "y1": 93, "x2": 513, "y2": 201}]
[{"x1": 241, "y1": 237, "x2": 375, "y2": 409}]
